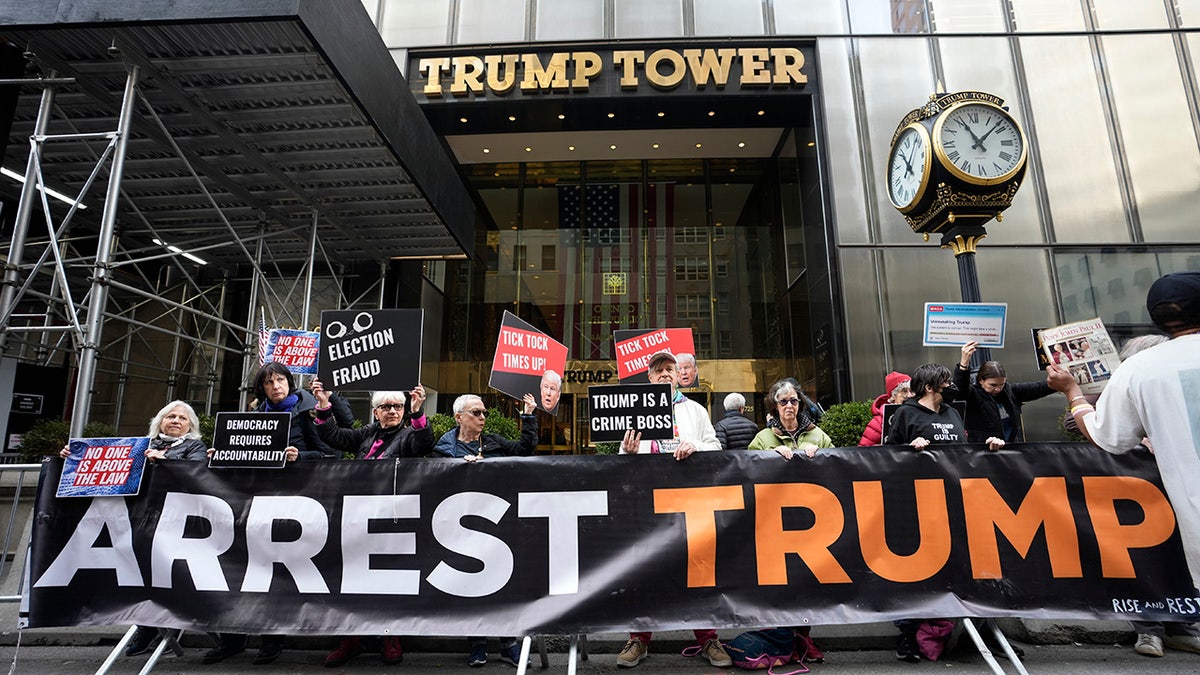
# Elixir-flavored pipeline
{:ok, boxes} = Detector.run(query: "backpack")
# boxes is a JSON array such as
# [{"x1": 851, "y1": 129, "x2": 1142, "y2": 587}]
[{"x1": 724, "y1": 628, "x2": 811, "y2": 674}]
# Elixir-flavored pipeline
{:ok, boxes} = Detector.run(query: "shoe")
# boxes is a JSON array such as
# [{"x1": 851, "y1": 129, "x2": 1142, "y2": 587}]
[
  {"x1": 468, "y1": 642, "x2": 488, "y2": 667},
  {"x1": 498, "y1": 641, "x2": 527, "y2": 667},
  {"x1": 254, "y1": 637, "x2": 283, "y2": 665},
  {"x1": 125, "y1": 626, "x2": 160, "y2": 657},
  {"x1": 202, "y1": 636, "x2": 246, "y2": 664},
  {"x1": 616, "y1": 638, "x2": 648, "y2": 668},
  {"x1": 700, "y1": 639, "x2": 732, "y2": 668},
  {"x1": 381, "y1": 637, "x2": 404, "y2": 665},
  {"x1": 896, "y1": 632, "x2": 920, "y2": 662},
  {"x1": 325, "y1": 637, "x2": 363, "y2": 667},
  {"x1": 1135, "y1": 633, "x2": 1164, "y2": 657},
  {"x1": 1164, "y1": 633, "x2": 1200, "y2": 654}
]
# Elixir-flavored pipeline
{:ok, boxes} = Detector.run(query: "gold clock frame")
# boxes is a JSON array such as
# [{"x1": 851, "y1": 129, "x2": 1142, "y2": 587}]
[
  {"x1": 886, "y1": 122, "x2": 933, "y2": 213},
  {"x1": 932, "y1": 100, "x2": 1028, "y2": 187}
]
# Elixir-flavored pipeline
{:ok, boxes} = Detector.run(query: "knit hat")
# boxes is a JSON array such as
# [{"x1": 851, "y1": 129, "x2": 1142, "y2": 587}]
[
  {"x1": 885, "y1": 371, "x2": 911, "y2": 396},
  {"x1": 1147, "y1": 272, "x2": 1200, "y2": 316}
]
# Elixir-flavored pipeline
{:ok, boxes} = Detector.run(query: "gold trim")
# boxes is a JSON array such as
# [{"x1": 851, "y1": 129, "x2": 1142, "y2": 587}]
[
  {"x1": 886, "y1": 123, "x2": 934, "y2": 213},
  {"x1": 942, "y1": 233, "x2": 987, "y2": 256},
  {"x1": 903, "y1": 181, "x2": 1021, "y2": 233},
  {"x1": 932, "y1": 100, "x2": 1029, "y2": 187}
]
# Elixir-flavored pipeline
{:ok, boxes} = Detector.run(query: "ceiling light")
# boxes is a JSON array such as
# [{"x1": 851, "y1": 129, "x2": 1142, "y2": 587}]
[
  {"x1": 568, "y1": 145, "x2": 576, "y2": 151},
  {"x1": 508, "y1": 115, "x2": 516, "y2": 121},
  {"x1": 737, "y1": 142, "x2": 746, "y2": 148},
  {"x1": 652, "y1": 143, "x2": 660, "y2": 149},
  {"x1": 482, "y1": 148, "x2": 491, "y2": 154},
  {"x1": 757, "y1": 110, "x2": 765, "y2": 116},
  {"x1": 524, "y1": 147, "x2": 532, "y2": 152},
  {"x1": 152, "y1": 238, "x2": 207, "y2": 265},
  {"x1": 557, "y1": 113, "x2": 565, "y2": 120},
  {"x1": 609, "y1": 144, "x2": 617, "y2": 150},
  {"x1": 657, "y1": 111, "x2": 665, "y2": 117},
  {"x1": 695, "y1": 143, "x2": 702, "y2": 148},
  {"x1": 707, "y1": 111, "x2": 715, "y2": 117},
  {"x1": 607, "y1": 112, "x2": 615, "y2": 118},
  {"x1": 729, "y1": 168, "x2": 736, "y2": 173},
  {"x1": 807, "y1": 141, "x2": 816, "y2": 147},
  {"x1": 459, "y1": 117, "x2": 468, "y2": 123},
  {"x1": 1, "y1": 166, "x2": 87, "y2": 209}
]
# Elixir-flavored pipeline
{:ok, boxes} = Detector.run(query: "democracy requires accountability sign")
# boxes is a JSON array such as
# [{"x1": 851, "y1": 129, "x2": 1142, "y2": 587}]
[
  {"x1": 208, "y1": 412, "x2": 291, "y2": 469},
  {"x1": 27, "y1": 445, "x2": 1200, "y2": 635}
]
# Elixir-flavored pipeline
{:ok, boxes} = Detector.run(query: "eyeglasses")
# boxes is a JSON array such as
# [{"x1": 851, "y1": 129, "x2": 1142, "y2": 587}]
[
  {"x1": 375, "y1": 403, "x2": 404, "y2": 412},
  {"x1": 464, "y1": 409, "x2": 487, "y2": 418},
  {"x1": 777, "y1": 398, "x2": 801, "y2": 406}
]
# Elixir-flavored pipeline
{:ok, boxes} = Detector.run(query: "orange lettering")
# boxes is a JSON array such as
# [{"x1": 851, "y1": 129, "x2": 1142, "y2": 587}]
[
  {"x1": 755, "y1": 483, "x2": 851, "y2": 585},
  {"x1": 962, "y1": 477, "x2": 1081, "y2": 579},
  {"x1": 854, "y1": 480, "x2": 950, "y2": 583},
  {"x1": 653, "y1": 486, "x2": 744, "y2": 588},
  {"x1": 1084, "y1": 476, "x2": 1176, "y2": 578}
]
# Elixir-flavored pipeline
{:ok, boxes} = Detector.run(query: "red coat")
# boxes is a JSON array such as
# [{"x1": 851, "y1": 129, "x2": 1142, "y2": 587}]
[{"x1": 857, "y1": 393, "x2": 891, "y2": 446}]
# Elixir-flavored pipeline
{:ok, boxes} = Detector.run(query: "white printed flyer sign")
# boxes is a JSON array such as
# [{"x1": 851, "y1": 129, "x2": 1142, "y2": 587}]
[
  {"x1": 1037, "y1": 317, "x2": 1120, "y2": 395},
  {"x1": 922, "y1": 302, "x2": 1007, "y2": 347}
]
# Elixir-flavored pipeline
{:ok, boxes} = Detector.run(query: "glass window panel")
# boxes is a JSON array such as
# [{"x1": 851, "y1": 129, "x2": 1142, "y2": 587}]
[
  {"x1": 849, "y1": 0, "x2": 928, "y2": 34},
  {"x1": 614, "y1": 0, "x2": 684, "y2": 38},
  {"x1": 937, "y1": 37, "x2": 1042, "y2": 243},
  {"x1": 839, "y1": 248, "x2": 887, "y2": 401},
  {"x1": 1102, "y1": 35, "x2": 1200, "y2": 241},
  {"x1": 818, "y1": 40, "x2": 870, "y2": 244},
  {"x1": 929, "y1": 0, "x2": 1006, "y2": 32},
  {"x1": 1009, "y1": 0, "x2": 1086, "y2": 31},
  {"x1": 1091, "y1": 0, "x2": 1169, "y2": 29},
  {"x1": 380, "y1": 0, "x2": 450, "y2": 47},
  {"x1": 856, "y1": 38, "x2": 937, "y2": 244},
  {"x1": 773, "y1": 0, "x2": 846, "y2": 33},
  {"x1": 1020, "y1": 36, "x2": 1126, "y2": 242},
  {"x1": 457, "y1": 0, "x2": 526, "y2": 43},
  {"x1": 535, "y1": 0, "x2": 604, "y2": 40},
  {"x1": 1182, "y1": 0, "x2": 1200, "y2": 27},
  {"x1": 694, "y1": 0, "x2": 765, "y2": 36}
]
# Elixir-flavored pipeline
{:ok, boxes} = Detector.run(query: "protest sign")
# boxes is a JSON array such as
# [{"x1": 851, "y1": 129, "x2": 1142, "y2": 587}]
[
  {"x1": 208, "y1": 412, "x2": 291, "y2": 469},
  {"x1": 922, "y1": 302, "x2": 1007, "y2": 347},
  {"x1": 587, "y1": 383, "x2": 673, "y2": 442},
  {"x1": 1038, "y1": 318, "x2": 1120, "y2": 395},
  {"x1": 56, "y1": 437, "x2": 149, "y2": 497},
  {"x1": 613, "y1": 328, "x2": 695, "y2": 383},
  {"x1": 488, "y1": 311, "x2": 569, "y2": 413},
  {"x1": 263, "y1": 329, "x2": 320, "y2": 374},
  {"x1": 318, "y1": 309, "x2": 422, "y2": 391}
]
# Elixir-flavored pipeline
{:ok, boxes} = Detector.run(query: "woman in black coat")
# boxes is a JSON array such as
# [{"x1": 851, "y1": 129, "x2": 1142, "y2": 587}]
[{"x1": 953, "y1": 341, "x2": 1055, "y2": 444}]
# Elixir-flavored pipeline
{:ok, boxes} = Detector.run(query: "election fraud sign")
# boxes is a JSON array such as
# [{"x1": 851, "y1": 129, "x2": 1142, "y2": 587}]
[
  {"x1": 318, "y1": 309, "x2": 422, "y2": 391},
  {"x1": 586, "y1": 383, "x2": 674, "y2": 442},
  {"x1": 57, "y1": 437, "x2": 149, "y2": 497},
  {"x1": 264, "y1": 329, "x2": 321, "y2": 374},
  {"x1": 488, "y1": 311, "x2": 569, "y2": 414},
  {"x1": 27, "y1": 445, "x2": 1200, "y2": 635},
  {"x1": 209, "y1": 412, "x2": 291, "y2": 469},
  {"x1": 613, "y1": 328, "x2": 695, "y2": 383}
]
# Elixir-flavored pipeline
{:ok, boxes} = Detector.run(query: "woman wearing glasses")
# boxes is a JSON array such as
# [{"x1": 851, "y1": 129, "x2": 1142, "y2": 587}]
[
  {"x1": 307, "y1": 380, "x2": 432, "y2": 667},
  {"x1": 748, "y1": 379, "x2": 833, "y2": 458},
  {"x1": 432, "y1": 393, "x2": 538, "y2": 461}
]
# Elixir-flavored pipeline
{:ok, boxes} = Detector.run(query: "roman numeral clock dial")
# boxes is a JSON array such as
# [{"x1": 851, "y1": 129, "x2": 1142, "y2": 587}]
[
  {"x1": 886, "y1": 124, "x2": 932, "y2": 212},
  {"x1": 933, "y1": 101, "x2": 1027, "y2": 186}
]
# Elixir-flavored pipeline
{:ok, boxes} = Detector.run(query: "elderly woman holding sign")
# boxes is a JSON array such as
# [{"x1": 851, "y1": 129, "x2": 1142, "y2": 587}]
[{"x1": 249, "y1": 361, "x2": 337, "y2": 460}]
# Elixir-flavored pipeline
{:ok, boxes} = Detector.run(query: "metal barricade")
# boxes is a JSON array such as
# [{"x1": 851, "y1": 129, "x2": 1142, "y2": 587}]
[{"x1": 0, "y1": 463, "x2": 42, "y2": 604}]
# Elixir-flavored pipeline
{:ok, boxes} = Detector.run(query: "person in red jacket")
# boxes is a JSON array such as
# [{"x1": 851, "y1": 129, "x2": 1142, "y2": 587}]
[{"x1": 858, "y1": 371, "x2": 912, "y2": 446}]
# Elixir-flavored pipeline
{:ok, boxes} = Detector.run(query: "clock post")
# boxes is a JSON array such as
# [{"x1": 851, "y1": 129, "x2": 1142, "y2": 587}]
[{"x1": 886, "y1": 90, "x2": 1028, "y2": 365}]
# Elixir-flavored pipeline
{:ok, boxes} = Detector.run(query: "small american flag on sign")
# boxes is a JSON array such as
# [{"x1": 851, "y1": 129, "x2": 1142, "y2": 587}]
[{"x1": 258, "y1": 309, "x2": 268, "y2": 366}]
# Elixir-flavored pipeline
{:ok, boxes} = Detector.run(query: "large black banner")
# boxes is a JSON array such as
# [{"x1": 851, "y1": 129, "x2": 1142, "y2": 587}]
[{"x1": 27, "y1": 444, "x2": 1200, "y2": 635}]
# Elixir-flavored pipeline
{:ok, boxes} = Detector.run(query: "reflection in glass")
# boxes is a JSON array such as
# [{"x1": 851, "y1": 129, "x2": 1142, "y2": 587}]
[
  {"x1": 694, "y1": 0, "x2": 765, "y2": 36},
  {"x1": 457, "y1": 0, "x2": 525, "y2": 43},
  {"x1": 535, "y1": 0, "x2": 605, "y2": 40},
  {"x1": 614, "y1": 0, "x2": 684, "y2": 38},
  {"x1": 379, "y1": 0, "x2": 450, "y2": 47}
]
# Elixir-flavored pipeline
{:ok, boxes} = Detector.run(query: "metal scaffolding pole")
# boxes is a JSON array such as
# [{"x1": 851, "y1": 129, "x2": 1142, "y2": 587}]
[
  {"x1": 242, "y1": 221, "x2": 267, "y2": 410},
  {"x1": 378, "y1": 260, "x2": 387, "y2": 309},
  {"x1": 0, "y1": 79, "x2": 57, "y2": 353},
  {"x1": 206, "y1": 273, "x2": 228, "y2": 414},
  {"x1": 302, "y1": 208, "x2": 318, "y2": 329},
  {"x1": 112, "y1": 324, "x2": 134, "y2": 429},
  {"x1": 69, "y1": 65, "x2": 139, "y2": 437}
]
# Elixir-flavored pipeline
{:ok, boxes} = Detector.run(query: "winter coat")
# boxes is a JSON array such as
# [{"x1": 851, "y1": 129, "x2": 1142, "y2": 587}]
[
  {"x1": 714, "y1": 411, "x2": 760, "y2": 450},
  {"x1": 433, "y1": 414, "x2": 538, "y2": 458},
  {"x1": 254, "y1": 388, "x2": 337, "y2": 460},
  {"x1": 951, "y1": 365, "x2": 1054, "y2": 443},
  {"x1": 314, "y1": 411, "x2": 434, "y2": 459},
  {"x1": 858, "y1": 393, "x2": 892, "y2": 446}
]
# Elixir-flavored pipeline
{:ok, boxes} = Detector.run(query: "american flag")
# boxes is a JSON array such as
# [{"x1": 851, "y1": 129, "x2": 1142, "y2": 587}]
[
  {"x1": 258, "y1": 308, "x2": 269, "y2": 365},
  {"x1": 559, "y1": 184, "x2": 621, "y2": 246}
]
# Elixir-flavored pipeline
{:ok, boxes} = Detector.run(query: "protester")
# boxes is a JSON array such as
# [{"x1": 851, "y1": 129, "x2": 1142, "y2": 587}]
[
  {"x1": 858, "y1": 371, "x2": 912, "y2": 446},
  {"x1": 676, "y1": 352, "x2": 698, "y2": 388},
  {"x1": 432, "y1": 392, "x2": 537, "y2": 666},
  {"x1": 310, "y1": 380, "x2": 433, "y2": 667},
  {"x1": 713, "y1": 392, "x2": 759, "y2": 450},
  {"x1": 884, "y1": 363, "x2": 1003, "y2": 662},
  {"x1": 748, "y1": 379, "x2": 833, "y2": 458},
  {"x1": 203, "y1": 363, "x2": 323, "y2": 666},
  {"x1": 617, "y1": 351, "x2": 729, "y2": 668},
  {"x1": 58, "y1": 401, "x2": 209, "y2": 657},
  {"x1": 952, "y1": 341, "x2": 1055, "y2": 444},
  {"x1": 1048, "y1": 272, "x2": 1200, "y2": 659}
]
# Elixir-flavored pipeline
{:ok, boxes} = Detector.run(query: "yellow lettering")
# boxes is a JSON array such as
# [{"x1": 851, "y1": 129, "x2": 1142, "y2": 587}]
[
  {"x1": 739, "y1": 48, "x2": 772, "y2": 86},
  {"x1": 683, "y1": 48, "x2": 737, "y2": 88},
  {"x1": 645, "y1": 49, "x2": 686, "y2": 89},
  {"x1": 449, "y1": 56, "x2": 485, "y2": 96},
  {"x1": 612, "y1": 50, "x2": 645, "y2": 89},
  {"x1": 419, "y1": 57, "x2": 450, "y2": 98},
  {"x1": 571, "y1": 51, "x2": 602, "y2": 89},
  {"x1": 771, "y1": 47, "x2": 807, "y2": 85},
  {"x1": 520, "y1": 53, "x2": 571, "y2": 92},
  {"x1": 485, "y1": 53, "x2": 520, "y2": 94}
]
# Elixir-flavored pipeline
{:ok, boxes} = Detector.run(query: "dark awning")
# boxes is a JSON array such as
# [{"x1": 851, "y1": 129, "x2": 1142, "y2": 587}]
[{"x1": 0, "y1": 0, "x2": 474, "y2": 266}]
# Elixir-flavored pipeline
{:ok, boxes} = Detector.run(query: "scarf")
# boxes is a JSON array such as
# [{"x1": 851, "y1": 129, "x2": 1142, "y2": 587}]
[
  {"x1": 150, "y1": 434, "x2": 185, "y2": 450},
  {"x1": 263, "y1": 392, "x2": 299, "y2": 413}
]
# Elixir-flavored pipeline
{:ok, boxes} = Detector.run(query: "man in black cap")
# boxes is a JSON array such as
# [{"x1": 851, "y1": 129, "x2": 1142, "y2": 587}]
[{"x1": 1048, "y1": 271, "x2": 1200, "y2": 657}]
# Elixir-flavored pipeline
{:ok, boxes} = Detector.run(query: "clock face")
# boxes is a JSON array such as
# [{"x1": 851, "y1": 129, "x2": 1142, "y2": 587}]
[
  {"x1": 887, "y1": 124, "x2": 931, "y2": 212},
  {"x1": 934, "y1": 102, "x2": 1026, "y2": 185}
]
